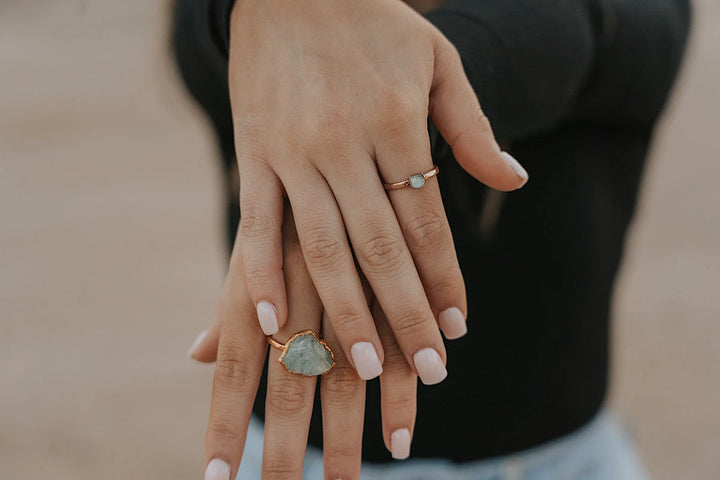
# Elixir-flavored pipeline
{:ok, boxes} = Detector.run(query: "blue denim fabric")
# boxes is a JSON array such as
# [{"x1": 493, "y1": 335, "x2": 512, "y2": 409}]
[{"x1": 235, "y1": 409, "x2": 650, "y2": 480}]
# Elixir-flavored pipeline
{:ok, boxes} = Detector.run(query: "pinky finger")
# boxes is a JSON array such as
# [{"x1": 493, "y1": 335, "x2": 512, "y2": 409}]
[
  {"x1": 187, "y1": 319, "x2": 222, "y2": 362},
  {"x1": 375, "y1": 300, "x2": 417, "y2": 460}
]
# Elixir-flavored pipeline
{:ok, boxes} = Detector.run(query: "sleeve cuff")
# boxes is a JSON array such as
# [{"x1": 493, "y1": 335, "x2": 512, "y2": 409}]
[{"x1": 210, "y1": 0, "x2": 235, "y2": 58}]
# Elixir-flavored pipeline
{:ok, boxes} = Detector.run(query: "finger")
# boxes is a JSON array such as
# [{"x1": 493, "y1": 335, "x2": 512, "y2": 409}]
[
  {"x1": 373, "y1": 115, "x2": 468, "y2": 340},
  {"x1": 374, "y1": 300, "x2": 417, "y2": 460},
  {"x1": 429, "y1": 35, "x2": 528, "y2": 191},
  {"x1": 262, "y1": 208, "x2": 325, "y2": 479},
  {"x1": 237, "y1": 158, "x2": 288, "y2": 335},
  {"x1": 204, "y1": 233, "x2": 269, "y2": 480},
  {"x1": 317, "y1": 154, "x2": 448, "y2": 386},
  {"x1": 280, "y1": 165, "x2": 385, "y2": 381},
  {"x1": 320, "y1": 312, "x2": 366, "y2": 480},
  {"x1": 187, "y1": 319, "x2": 221, "y2": 362}
]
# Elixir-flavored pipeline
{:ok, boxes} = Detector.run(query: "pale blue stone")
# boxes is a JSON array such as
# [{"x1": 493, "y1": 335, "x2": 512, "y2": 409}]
[
  {"x1": 281, "y1": 333, "x2": 334, "y2": 376},
  {"x1": 409, "y1": 173, "x2": 425, "y2": 188}
]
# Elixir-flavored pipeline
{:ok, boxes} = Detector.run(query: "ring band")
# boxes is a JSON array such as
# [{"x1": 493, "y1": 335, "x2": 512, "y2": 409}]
[
  {"x1": 267, "y1": 330, "x2": 335, "y2": 376},
  {"x1": 383, "y1": 165, "x2": 439, "y2": 190}
]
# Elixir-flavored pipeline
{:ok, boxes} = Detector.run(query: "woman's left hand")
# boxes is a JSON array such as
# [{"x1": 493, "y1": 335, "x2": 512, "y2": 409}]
[{"x1": 189, "y1": 206, "x2": 418, "y2": 479}]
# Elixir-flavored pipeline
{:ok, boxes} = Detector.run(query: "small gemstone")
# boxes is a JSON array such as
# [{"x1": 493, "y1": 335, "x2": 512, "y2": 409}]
[
  {"x1": 409, "y1": 173, "x2": 425, "y2": 189},
  {"x1": 280, "y1": 333, "x2": 334, "y2": 376}
]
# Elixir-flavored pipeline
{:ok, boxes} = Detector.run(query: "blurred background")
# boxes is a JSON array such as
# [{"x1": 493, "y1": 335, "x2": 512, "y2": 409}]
[{"x1": 1, "y1": 1, "x2": 718, "y2": 479}]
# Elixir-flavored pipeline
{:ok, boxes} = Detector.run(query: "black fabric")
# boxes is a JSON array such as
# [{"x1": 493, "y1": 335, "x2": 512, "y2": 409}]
[{"x1": 172, "y1": 0, "x2": 690, "y2": 463}]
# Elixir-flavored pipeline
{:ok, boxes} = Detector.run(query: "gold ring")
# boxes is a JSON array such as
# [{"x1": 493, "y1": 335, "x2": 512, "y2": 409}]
[
  {"x1": 267, "y1": 330, "x2": 335, "y2": 376},
  {"x1": 383, "y1": 165, "x2": 439, "y2": 190}
]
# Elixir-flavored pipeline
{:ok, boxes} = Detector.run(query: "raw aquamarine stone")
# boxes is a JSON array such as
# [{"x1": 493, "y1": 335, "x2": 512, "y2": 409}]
[
  {"x1": 409, "y1": 173, "x2": 425, "y2": 188},
  {"x1": 280, "y1": 332, "x2": 334, "y2": 376}
]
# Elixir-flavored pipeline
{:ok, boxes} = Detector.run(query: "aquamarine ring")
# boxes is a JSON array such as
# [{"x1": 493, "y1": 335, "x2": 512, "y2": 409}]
[
  {"x1": 383, "y1": 165, "x2": 439, "y2": 190},
  {"x1": 268, "y1": 330, "x2": 335, "y2": 376}
]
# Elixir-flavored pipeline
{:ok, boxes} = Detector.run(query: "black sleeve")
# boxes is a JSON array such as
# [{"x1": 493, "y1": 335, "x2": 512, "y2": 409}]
[{"x1": 209, "y1": 0, "x2": 690, "y2": 138}]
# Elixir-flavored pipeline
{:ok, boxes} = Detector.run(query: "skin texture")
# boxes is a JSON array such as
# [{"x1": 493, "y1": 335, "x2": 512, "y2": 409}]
[
  {"x1": 197, "y1": 0, "x2": 527, "y2": 477},
  {"x1": 193, "y1": 208, "x2": 417, "y2": 480},
  {"x1": 230, "y1": 0, "x2": 526, "y2": 382}
]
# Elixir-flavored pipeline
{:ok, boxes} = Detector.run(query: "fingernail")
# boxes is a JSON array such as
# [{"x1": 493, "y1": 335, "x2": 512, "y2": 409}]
[
  {"x1": 501, "y1": 151, "x2": 528, "y2": 186},
  {"x1": 413, "y1": 348, "x2": 447, "y2": 385},
  {"x1": 256, "y1": 301, "x2": 279, "y2": 335},
  {"x1": 204, "y1": 458, "x2": 230, "y2": 480},
  {"x1": 350, "y1": 342, "x2": 383, "y2": 380},
  {"x1": 187, "y1": 329, "x2": 207, "y2": 358},
  {"x1": 390, "y1": 428, "x2": 411, "y2": 460},
  {"x1": 438, "y1": 307, "x2": 467, "y2": 339}
]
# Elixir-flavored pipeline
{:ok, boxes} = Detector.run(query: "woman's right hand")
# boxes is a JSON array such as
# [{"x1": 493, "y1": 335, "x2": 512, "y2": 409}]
[{"x1": 229, "y1": 0, "x2": 528, "y2": 387}]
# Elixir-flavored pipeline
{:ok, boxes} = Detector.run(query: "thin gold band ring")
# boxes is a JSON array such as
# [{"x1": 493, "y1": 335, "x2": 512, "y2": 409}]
[{"x1": 383, "y1": 165, "x2": 439, "y2": 190}]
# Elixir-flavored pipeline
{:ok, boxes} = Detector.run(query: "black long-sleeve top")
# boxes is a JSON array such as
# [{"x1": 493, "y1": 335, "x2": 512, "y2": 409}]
[{"x1": 173, "y1": 0, "x2": 690, "y2": 463}]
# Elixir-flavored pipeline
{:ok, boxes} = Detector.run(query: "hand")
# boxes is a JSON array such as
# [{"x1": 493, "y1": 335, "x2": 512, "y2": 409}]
[
  {"x1": 191, "y1": 207, "x2": 418, "y2": 479},
  {"x1": 402, "y1": 0, "x2": 450, "y2": 14},
  {"x1": 229, "y1": 0, "x2": 528, "y2": 386}
]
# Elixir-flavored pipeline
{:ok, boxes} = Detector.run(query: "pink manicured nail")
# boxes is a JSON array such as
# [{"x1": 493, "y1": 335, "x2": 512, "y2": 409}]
[
  {"x1": 204, "y1": 458, "x2": 230, "y2": 480},
  {"x1": 501, "y1": 151, "x2": 528, "y2": 186},
  {"x1": 351, "y1": 342, "x2": 383, "y2": 380},
  {"x1": 391, "y1": 428, "x2": 411, "y2": 460},
  {"x1": 413, "y1": 348, "x2": 447, "y2": 385},
  {"x1": 438, "y1": 307, "x2": 467, "y2": 339},
  {"x1": 187, "y1": 329, "x2": 207, "y2": 358},
  {"x1": 256, "y1": 301, "x2": 279, "y2": 335}
]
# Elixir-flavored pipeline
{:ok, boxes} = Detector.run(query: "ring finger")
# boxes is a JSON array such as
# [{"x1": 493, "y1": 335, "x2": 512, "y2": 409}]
[
  {"x1": 316, "y1": 150, "x2": 448, "y2": 386},
  {"x1": 374, "y1": 116, "x2": 468, "y2": 340},
  {"x1": 262, "y1": 210, "x2": 325, "y2": 478}
]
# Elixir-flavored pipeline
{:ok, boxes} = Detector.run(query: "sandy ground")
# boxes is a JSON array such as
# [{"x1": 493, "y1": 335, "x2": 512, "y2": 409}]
[{"x1": 1, "y1": 1, "x2": 718, "y2": 479}]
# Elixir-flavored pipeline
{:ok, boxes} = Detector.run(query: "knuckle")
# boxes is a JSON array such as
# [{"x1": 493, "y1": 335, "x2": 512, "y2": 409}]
[
  {"x1": 391, "y1": 305, "x2": 431, "y2": 337},
  {"x1": 243, "y1": 262, "x2": 278, "y2": 290},
  {"x1": 428, "y1": 274, "x2": 463, "y2": 304},
  {"x1": 303, "y1": 226, "x2": 347, "y2": 272},
  {"x1": 266, "y1": 378, "x2": 312, "y2": 416},
  {"x1": 324, "y1": 365, "x2": 363, "y2": 400},
  {"x1": 303, "y1": 109, "x2": 357, "y2": 157},
  {"x1": 214, "y1": 349, "x2": 255, "y2": 392},
  {"x1": 359, "y1": 233, "x2": 408, "y2": 273},
  {"x1": 206, "y1": 421, "x2": 242, "y2": 444},
  {"x1": 318, "y1": 106, "x2": 355, "y2": 136},
  {"x1": 262, "y1": 457, "x2": 298, "y2": 479},
  {"x1": 239, "y1": 207, "x2": 275, "y2": 240},
  {"x1": 330, "y1": 306, "x2": 368, "y2": 332},
  {"x1": 323, "y1": 443, "x2": 360, "y2": 462},
  {"x1": 403, "y1": 211, "x2": 449, "y2": 252},
  {"x1": 377, "y1": 91, "x2": 425, "y2": 135}
]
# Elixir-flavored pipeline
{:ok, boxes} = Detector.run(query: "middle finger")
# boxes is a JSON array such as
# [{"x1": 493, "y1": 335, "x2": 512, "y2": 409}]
[{"x1": 261, "y1": 213, "x2": 325, "y2": 479}]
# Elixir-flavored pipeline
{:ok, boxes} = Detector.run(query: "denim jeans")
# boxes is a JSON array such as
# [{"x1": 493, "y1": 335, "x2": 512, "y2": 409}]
[{"x1": 235, "y1": 409, "x2": 650, "y2": 480}]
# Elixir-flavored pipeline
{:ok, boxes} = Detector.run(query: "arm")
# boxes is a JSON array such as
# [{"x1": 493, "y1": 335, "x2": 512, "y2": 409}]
[{"x1": 194, "y1": 0, "x2": 527, "y2": 477}]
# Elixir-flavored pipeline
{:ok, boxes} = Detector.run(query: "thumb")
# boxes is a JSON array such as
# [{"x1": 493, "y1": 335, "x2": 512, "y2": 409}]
[
  {"x1": 186, "y1": 318, "x2": 222, "y2": 363},
  {"x1": 428, "y1": 36, "x2": 528, "y2": 191}
]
